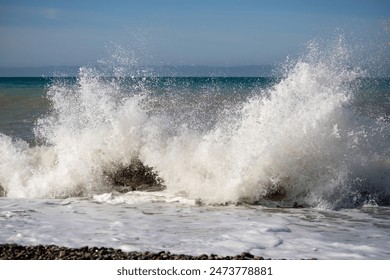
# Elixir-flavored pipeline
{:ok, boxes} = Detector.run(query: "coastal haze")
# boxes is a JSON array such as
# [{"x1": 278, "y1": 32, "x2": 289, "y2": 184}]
[{"x1": 0, "y1": 0, "x2": 390, "y2": 260}]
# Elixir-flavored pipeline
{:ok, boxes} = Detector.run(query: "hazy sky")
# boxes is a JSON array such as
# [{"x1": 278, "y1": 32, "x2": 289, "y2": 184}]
[{"x1": 0, "y1": 0, "x2": 389, "y2": 67}]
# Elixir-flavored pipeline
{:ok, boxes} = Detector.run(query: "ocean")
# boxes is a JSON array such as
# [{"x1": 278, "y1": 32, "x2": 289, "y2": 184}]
[{"x1": 0, "y1": 40, "x2": 389, "y2": 259}]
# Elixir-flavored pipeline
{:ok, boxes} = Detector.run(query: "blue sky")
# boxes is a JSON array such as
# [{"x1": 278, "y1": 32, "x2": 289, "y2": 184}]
[{"x1": 0, "y1": 0, "x2": 389, "y2": 67}]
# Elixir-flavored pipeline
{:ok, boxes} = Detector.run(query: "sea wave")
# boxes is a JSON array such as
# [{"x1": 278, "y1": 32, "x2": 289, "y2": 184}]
[{"x1": 0, "y1": 36, "x2": 389, "y2": 209}]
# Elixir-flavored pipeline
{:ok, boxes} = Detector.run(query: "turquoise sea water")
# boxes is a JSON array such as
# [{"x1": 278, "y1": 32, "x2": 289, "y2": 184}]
[
  {"x1": 0, "y1": 77, "x2": 276, "y2": 143},
  {"x1": 1, "y1": 76, "x2": 389, "y2": 143}
]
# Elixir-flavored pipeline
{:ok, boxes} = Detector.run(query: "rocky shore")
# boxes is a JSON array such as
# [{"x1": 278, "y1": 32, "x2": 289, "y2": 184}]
[{"x1": 0, "y1": 244, "x2": 267, "y2": 260}]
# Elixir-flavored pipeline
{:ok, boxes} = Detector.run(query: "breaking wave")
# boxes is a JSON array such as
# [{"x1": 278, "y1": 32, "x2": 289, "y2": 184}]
[{"x1": 0, "y1": 36, "x2": 389, "y2": 209}]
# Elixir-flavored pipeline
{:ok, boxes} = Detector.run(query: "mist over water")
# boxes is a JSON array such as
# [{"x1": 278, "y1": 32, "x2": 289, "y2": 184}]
[{"x1": 0, "y1": 36, "x2": 389, "y2": 210}]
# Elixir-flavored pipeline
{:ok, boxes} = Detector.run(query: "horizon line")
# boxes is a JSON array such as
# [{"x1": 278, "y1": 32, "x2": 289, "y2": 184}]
[{"x1": 0, "y1": 65, "x2": 278, "y2": 78}]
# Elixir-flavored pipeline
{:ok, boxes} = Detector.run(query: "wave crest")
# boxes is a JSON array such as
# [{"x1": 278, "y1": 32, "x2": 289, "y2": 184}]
[{"x1": 1, "y1": 36, "x2": 389, "y2": 209}]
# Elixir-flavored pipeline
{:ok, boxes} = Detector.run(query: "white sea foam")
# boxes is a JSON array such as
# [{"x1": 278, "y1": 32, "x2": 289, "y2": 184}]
[
  {"x1": 0, "y1": 198, "x2": 389, "y2": 259},
  {"x1": 0, "y1": 36, "x2": 389, "y2": 209}
]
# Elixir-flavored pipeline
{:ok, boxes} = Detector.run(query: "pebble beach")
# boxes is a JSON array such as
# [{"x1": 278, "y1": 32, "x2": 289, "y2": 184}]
[{"x1": 0, "y1": 244, "x2": 268, "y2": 260}]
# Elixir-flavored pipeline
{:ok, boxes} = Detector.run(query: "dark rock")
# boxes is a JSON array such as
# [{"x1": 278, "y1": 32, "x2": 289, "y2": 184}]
[
  {"x1": 263, "y1": 184, "x2": 287, "y2": 201},
  {"x1": 106, "y1": 159, "x2": 165, "y2": 193},
  {"x1": 293, "y1": 202, "x2": 304, "y2": 208},
  {"x1": 241, "y1": 252, "x2": 254, "y2": 259},
  {"x1": 0, "y1": 185, "x2": 5, "y2": 197}
]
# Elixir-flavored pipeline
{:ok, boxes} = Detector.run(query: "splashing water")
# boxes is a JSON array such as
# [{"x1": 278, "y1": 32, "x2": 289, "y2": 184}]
[{"x1": 0, "y1": 36, "x2": 389, "y2": 209}]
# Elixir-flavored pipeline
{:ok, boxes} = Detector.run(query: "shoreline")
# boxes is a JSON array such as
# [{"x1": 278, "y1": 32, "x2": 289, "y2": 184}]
[{"x1": 0, "y1": 244, "x2": 270, "y2": 260}]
